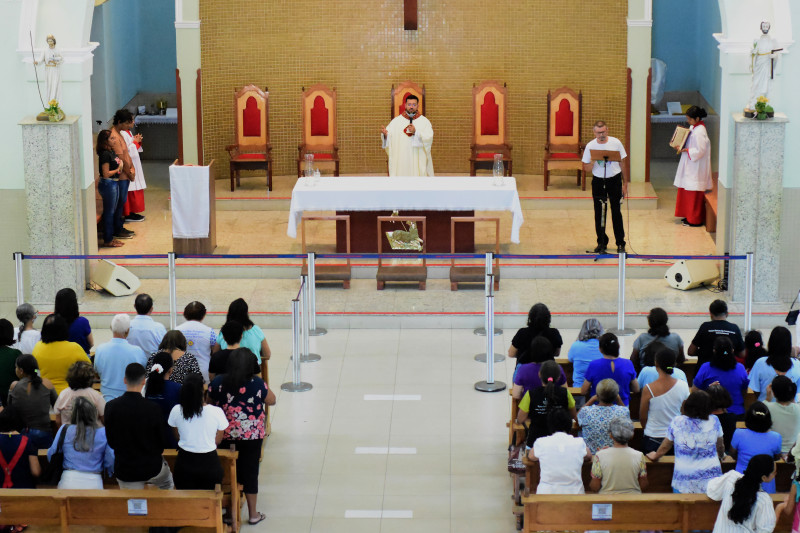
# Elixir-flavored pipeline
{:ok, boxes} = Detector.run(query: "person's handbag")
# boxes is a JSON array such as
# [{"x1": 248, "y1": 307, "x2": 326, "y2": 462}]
[
  {"x1": 786, "y1": 290, "x2": 800, "y2": 326},
  {"x1": 41, "y1": 427, "x2": 67, "y2": 486}
]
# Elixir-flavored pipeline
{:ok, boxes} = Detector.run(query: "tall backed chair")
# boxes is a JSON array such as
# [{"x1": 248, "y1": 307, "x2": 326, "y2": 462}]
[
  {"x1": 470, "y1": 81, "x2": 512, "y2": 176},
  {"x1": 543, "y1": 87, "x2": 584, "y2": 191},
  {"x1": 301, "y1": 215, "x2": 352, "y2": 289},
  {"x1": 298, "y1": 84, "x2": 339, "y2": 178},
  {"x1": 225, "y1": 85, "x2": 272, "y2": 191},
  {"x1": 390, "y1": 81, "x2": 425, "y2": 118}
]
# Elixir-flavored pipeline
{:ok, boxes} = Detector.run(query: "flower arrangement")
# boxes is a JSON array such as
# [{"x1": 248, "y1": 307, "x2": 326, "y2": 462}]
[
  {"x1": 754, "y1": 96, "x2": 774, "y2": 120},
  {"x1": 45, "y1": 99, "x2": 64, "y2": 122}
]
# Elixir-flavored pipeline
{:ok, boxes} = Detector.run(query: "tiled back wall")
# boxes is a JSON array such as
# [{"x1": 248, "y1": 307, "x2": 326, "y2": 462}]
[{"x1": 200, "y1": 0, "x2": 628, "y2": 177}]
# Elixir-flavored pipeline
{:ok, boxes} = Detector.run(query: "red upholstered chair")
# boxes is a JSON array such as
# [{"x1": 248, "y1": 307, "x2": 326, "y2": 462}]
[
  {"x1": 390, "y1": 81, "x2": 425, "y2": 118},
  {"x1": 543, "y1": 87, "x2": 584, "y2": 191},
  {"x1": 225, "y1": 85, "x2": 272, "y2": 191},
  {"x1": 297, "y1": 84, "x2": 339, "y2": 178},
  {"x1": 469, "y1": 81, "x2": 512, "y2": 176}
]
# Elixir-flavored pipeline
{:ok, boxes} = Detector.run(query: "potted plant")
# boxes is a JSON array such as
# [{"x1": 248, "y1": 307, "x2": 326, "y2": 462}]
[
  {"x1": 754, "y1": 96, "x2": 774, "y2": 120},
  {"x1": 45, "y1": 99, "x2": 64, "y2": 122}
]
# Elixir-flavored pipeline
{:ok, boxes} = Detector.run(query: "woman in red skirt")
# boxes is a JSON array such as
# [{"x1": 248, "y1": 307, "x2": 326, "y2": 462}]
[{"x1": 674, "y1": 106, "x2": 712, "y2": 227}]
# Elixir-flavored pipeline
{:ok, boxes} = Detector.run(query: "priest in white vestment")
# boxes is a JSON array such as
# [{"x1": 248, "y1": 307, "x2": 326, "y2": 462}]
[{"x1": 381, "y1": 95, "x2": 434, "y2": 176}]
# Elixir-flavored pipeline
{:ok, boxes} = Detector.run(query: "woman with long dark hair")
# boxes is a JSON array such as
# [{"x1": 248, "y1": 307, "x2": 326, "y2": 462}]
[
  {"x1": 515, "y1": 360, "x2": 576, "y2": 448},
  {"x1": 748, "y1": 326, "x2": 800, "y2": 401},
  {"x1": 143, "y1": 352, "x2": 181, "y2": 448},
  {"x1": 8, "y1": 354, "x2": 57, "y2": 448},
  {"x1": 209, "y1": 348, "x2": 275, "y2": 525},
  {"x1": 96, "y1": 129, "x2": 126, "y2": 248},
  {"x1": 707, "y1": 454, "x2": 776, "y2": 532},
  {"x1": 48, "y1": 397, "x2": 114, "y2": 489},
  {"x1": 508, "y1": 303, "x2": 563, "y2": 360},
  {"x1": 54, "y1": 288, "x2": 93, "y2": 354},
  {"x1": 639, "y1": 348, "x2": 689, "y2": 454},
  {"x1": 216, "y1": 299, "x2": 271, "y2": 364},
  {"x1": 693, "y1": 337, "x2": 750, "y2": 417},
  {"x1": 167, "y1": 374, "x2": 228, "y2": 490},
  {"x1": 743, "y1": 330, "x2": 767, "y2": 372}
]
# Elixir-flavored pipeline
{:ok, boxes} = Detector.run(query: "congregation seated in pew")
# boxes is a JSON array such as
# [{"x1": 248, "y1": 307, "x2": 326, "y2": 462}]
[
  {"x1": 630, "y1": 307, "x2": 685, "y2": 373},
  {"x1": 639, "y1": 347, "x2": 689, "y2": 454},
  {"x1": 576, "y1": 378, "x2": 629, "y2": 454},
  {"x1": 527, "y1": 409, "x2": 591, "y2": 494},
  {"x1": 589, "y1": 417, "x2": 648, "y2": 494},
  {"x1": 581, "y1": 333, "x2": 639, "y2": 407},
  {"x1": 691, "y1": 336, "x2": 750, "y2": 417},
  {"x1": 508, "y1": 303, "x2": 563, "y2": 362},
  {"x1": 516, "y1": 360, "x2": 577, "y2": 448}
]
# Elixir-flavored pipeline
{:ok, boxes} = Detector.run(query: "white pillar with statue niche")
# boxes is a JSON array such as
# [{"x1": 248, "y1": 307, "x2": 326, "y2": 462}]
[{"x1": 20, "y1": 116, "x2": 86, "y2": 304}]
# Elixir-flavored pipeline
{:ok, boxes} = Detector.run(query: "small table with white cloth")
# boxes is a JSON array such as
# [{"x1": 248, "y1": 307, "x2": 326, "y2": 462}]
[{"x1": 287, "y1": 176, "x2": 524, "y2": 253}]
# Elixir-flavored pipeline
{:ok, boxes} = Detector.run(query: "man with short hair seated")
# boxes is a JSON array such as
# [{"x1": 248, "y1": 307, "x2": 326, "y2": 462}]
[
  {"x1": 93, "y1": 314, "x2": 148, "y2": 401},
  {"x1": 105, "y1": 363, "x2": 173, "y2": 490},
  {"x1": 127, "y1": 293, "x2": 167, "y2": 355}
]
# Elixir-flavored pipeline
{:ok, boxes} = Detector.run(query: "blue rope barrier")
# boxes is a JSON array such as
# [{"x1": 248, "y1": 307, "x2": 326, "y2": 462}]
[
  {"x1": 22, "y1": 254, "x2": 169, "y2": 260},
  {"x1": 16, "y1": 252, "x2": 749, "y2": 261}
]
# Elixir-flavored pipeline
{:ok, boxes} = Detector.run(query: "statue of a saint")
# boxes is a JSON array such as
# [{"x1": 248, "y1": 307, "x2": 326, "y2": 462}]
[
  {"x1": 35, "y1": 34, "x2": 63, "y2": 106},
  {"x1": 746, "y1": 21, "x2": 780, "y2": 112}
]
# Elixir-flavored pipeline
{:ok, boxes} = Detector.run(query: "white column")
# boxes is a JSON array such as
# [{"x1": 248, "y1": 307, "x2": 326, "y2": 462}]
[
  {"x1": 176, "y1": 0, "x2": 201, "y2": 164},
  {"x1": 627, "y1": 0, "x2": 652, "y2": 183}
]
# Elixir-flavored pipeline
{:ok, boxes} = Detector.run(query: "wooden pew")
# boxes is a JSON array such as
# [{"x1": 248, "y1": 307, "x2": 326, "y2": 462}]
[
  {"x1": 0, "y1": 487, "x2": 224, "y2": 533},
  {"x1": 521, "y1": 493, "x2": 791, "y2": 533},
  {"x1": 523, "y1": 455, "x2": 794, "y2": 494}
]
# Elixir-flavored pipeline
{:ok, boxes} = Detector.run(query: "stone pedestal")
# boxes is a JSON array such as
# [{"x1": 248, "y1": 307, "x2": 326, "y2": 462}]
[
  {"x1": 20, "y1": 116, "x2": 86, "y2": 304},
  {"x1": 730, "y1": 113, "x2": 787, "y2": 302}
]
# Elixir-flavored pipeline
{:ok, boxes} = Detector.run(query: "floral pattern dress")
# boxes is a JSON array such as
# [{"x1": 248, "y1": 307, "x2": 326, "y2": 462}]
[
  {"x1": 207, "y1": 377, "x2": 269, "y2": 440},
  {"x1": 577, "y1": 404, "x2": 631, "y2": 454},
  {"x1": 667, "y1": 414, "x2": 723, "y2": 493}
]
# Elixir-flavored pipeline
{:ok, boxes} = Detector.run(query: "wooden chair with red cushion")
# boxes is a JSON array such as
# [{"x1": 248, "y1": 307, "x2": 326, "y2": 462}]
[
  {"x1": 225, "y1": 85, "x2": 272, "y2": 191},
  {"x1": 297, "y1": 84, "x2": 339, "y2": 178},
  {"x1": 543, "y1": 87, "x2": 584, "y2": 191},
  {"x1": 390, "y1": 81, "x2": 425, "y2": 119},
  {"x1": 469, "y1": 81, "x2": 512, "y2": 176}
]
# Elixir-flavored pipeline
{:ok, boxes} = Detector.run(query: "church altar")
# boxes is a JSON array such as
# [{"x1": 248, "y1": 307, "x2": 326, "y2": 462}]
[{"x1": 287, "y1": 176, "x2": 524, "y2": 252}]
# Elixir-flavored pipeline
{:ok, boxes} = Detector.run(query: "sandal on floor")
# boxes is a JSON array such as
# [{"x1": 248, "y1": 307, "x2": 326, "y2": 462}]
[{"x1": 248, "y1": 512, "x2": 266, "y2": 525}]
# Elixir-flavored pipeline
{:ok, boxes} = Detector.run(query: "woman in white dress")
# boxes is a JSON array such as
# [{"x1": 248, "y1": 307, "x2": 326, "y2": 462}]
[
  {"x1": 121, "y1": 125, "x2": 146, "y2": 222},
  {"x1": 673, "y1": 106, "x2": 712, "y2": 227}
]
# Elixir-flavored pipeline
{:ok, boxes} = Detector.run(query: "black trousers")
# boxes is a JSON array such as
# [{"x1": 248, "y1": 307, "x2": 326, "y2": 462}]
[
  {"x1": 591, "y1": 173, "x2": 625, "y2": 246},
  {"x1": 173, "y1": 448, "x2": 223, "y2": 490}
]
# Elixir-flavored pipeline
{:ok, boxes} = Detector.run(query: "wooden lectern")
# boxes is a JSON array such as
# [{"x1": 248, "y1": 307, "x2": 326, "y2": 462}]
[{"x1": 170, "y1": 159, "x2": 217, "y2": 254}]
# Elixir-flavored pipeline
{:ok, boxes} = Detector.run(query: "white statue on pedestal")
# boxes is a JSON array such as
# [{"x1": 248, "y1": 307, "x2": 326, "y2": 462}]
[
  {"x1": 35, "y1": 34, "x2": 63, "y2": 107},
  {"x1": 746, "y1": 21, "x2": 779, "y2": 112}
]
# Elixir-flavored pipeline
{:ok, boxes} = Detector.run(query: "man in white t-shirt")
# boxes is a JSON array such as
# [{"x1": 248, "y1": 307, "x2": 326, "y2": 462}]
[
  {"x1": 176, "y1": 301, "x2": 218, "y2": 383},
  {"x1": 581, "y1": 120, "x2": 629, "y2": 254}
]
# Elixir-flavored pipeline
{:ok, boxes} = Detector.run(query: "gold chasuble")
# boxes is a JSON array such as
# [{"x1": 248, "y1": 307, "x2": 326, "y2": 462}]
[{"x1": 382, "y1": 112, "x2": 434, "y2": 177}]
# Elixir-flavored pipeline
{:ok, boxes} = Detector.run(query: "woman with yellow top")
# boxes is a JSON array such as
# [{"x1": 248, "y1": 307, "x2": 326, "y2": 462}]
[{"x1": 31, "y1": 314, "x2": 90, "y2": 395}]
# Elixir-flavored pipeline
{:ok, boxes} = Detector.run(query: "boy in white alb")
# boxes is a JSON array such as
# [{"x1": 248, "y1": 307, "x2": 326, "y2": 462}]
[{"x1": 581, "y1": 120, "x2": 629, "y2": 254}]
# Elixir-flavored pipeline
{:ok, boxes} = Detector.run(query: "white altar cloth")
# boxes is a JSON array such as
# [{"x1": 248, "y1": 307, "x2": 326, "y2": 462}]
[{"x1": 287, "y1": 176, "x2": 524, "y2": 243}]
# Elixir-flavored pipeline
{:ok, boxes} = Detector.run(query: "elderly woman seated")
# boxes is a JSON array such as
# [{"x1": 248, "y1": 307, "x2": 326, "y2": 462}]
[
  {"x1": 589, "y1": 417, "x2": 649, "y2": 493},
  {"x1": 577, "y1": 378, "x2": 630, "y2": 454}
]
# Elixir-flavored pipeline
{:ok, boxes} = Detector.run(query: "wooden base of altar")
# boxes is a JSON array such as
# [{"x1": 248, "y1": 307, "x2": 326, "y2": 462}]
[{"x1": 336, "y1": 211, "x2": 475, "y2": 253}]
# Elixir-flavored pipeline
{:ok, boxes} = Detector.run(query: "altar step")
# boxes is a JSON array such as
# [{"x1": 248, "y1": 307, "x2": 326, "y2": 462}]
[{"x1": 114, "y1": 260, "x2": 676, "y2": 281}]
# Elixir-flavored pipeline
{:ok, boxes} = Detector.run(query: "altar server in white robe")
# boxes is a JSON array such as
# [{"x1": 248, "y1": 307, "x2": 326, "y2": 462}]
[
  {"x1": 673, "y1": 106, "x2": 712, "y2": 227},
  {"x1": 381, "y1": 95, "x2": 434, "y2": 176}
]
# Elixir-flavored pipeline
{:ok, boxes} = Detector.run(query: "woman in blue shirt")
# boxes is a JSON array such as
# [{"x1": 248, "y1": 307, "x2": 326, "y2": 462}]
[
  {"x1": 47, "y1": 397, "x2": 114, "y2": 489},
  {"x1": 748, "y1": 326, "x2": 800, "y2": 401},
  {"x1": 567, "y1": 318, "x2": 604, "y2": 388},
  {"x1": 581, "y1": 333, "x2": 639, "y2": 406},
  {"x1": 730, "y1": 401, "x2": 782, "y2": 493},
  {"x1": 692, "y1": 337, "x2": 749, "y2": 417}
]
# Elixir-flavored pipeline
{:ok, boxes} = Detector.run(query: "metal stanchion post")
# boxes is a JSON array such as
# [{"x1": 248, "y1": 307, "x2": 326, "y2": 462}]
[
  {"x1": 282, "y1": 297, "x2": 312, "y2": 392},
  {"x1": 13, "y1": 252, "x2": 24, "y2": 306},
  {"x1": 475, "y1": 277, "x2": 506, "y2": 393},
  {"x1": 307, "y1": 252, "x2": 327, "y2": 336},
  {"x1": 474, "y1": 252, "x2": 502, "y2": 337},
  {"x1": 744, "y1": 252, "x2": 754, "y2": 332},
  {"x1": 475, "y1": 264, "x2": 504, "y2": 362},
  {"x1": 607, "y1": 251, "x2": 634, "y2": 336},
  {"x1": 300, "y1": 274, "x2": 321, "y2": 362},
  {"x1": 168, "y1": 252, "x2": 177, "y2": 330}
]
